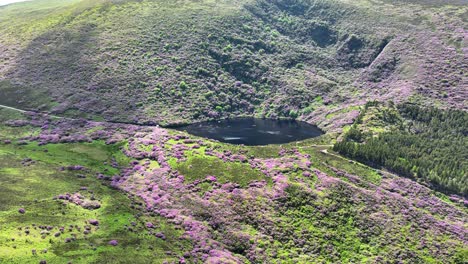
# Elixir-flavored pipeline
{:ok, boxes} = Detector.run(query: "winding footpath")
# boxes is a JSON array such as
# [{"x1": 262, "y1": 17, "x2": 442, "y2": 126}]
[
  {"x1": 0, "y1": 104, "x2": 27, "y2": 113},
  {"x1": 0, "y1": 104, "x2": 73, "y2": 120}
]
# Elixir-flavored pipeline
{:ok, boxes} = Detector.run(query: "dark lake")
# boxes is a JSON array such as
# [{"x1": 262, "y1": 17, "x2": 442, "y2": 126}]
[{"x1": 174, "y1": 118, "x2": 324, "y2": 146}]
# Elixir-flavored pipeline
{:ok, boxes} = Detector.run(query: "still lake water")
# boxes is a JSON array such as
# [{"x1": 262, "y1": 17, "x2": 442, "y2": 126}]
[{"x1": 175, "y1": 118, "x2": 323, "y2": 146}]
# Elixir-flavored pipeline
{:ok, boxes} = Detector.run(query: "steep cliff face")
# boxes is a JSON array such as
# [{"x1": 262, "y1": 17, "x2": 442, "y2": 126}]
[{"x1": 0, "y1": 0, "x2": 466, "y2": 131}]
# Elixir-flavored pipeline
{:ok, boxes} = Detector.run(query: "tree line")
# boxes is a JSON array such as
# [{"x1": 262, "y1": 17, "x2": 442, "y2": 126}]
[{"x1": 334, "y1": 102, "x2": 467, "y2": 197}]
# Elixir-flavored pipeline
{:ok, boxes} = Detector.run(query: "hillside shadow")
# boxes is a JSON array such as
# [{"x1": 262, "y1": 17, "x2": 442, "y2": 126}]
[{"x1": 2, "y1": 19, "x2": 99, "y2": 112}]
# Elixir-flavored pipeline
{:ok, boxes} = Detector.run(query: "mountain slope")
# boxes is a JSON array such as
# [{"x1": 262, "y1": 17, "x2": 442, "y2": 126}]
[{"x1": 0, "y1": 0, "x2": 466, "y2": 130}]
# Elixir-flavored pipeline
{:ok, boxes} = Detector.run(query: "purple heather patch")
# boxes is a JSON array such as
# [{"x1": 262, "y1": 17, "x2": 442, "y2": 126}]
[
  {"x1": 88, "y1": 219, "x2": 99, "y2": 226},
  {"x1": 108, "y1": 240, "x2": 118, "y2": 246}
]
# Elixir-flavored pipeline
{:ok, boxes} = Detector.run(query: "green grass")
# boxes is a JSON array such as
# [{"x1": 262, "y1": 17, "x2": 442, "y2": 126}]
[
  {"x1": 0, "y1": 107, "x2": 24, "y2": 122},
  {"x1": 169, "y1": 153, "x2": 271, "y2": 188},
  {"x1": 0, "y1": 141, "x2": 190, "y2": 264},
  {"x1": 325, "y1": 106, "x2": 361, "y2": 119},
  {"x1": 299, "y1": 147, "x2": 382, "y2": 185},
  {"x1": 0, "y1": 108, "x2": 41, "y2": 140},
  {"x1": 1, "y1": 141, "x2": 130, "y2": 176},
  {"x1": 0, "y1": 125, "x2": 40, "y2": 140}
]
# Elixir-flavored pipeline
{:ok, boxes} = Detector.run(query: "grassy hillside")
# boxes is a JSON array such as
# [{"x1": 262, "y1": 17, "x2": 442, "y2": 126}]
[
  {"x1": 0, "y1": 0, "x2": 466, "y2": 130},
  {"x1": 0, "y1": 110, "x2": 190, "y2": 263},
  {"x1": 0, "y1": 108, "x2": 466, "y2": 263}
]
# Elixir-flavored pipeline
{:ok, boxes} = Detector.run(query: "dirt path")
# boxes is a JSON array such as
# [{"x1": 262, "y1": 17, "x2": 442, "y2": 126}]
[
  {"x1": 0, "y1": 104, "x2": 72, "y2": 120},
  {"x1": 0, "y1": 104, "x2": 27, "y2": 113},
  {"x1": 320, "y1": 148, "x2": 347, "y2": 160}
]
